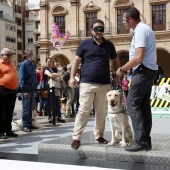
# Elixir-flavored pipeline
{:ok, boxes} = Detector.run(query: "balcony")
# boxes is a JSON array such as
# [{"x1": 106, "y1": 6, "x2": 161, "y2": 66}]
[
  {"x1": 25, "y1": 16, "x2": 40, "y2": 21},
  {"x1": 36, "y1": 53, "x2": 40, "y2": 59},
  {"x1": 78, "y1": 22, "x2": 170, "y2": 38},
  {"x1": 33, "y1": 41, "x2": 40, "y2": 46},
  {"x1": 0, "y1": 13, "x2": 15, "y2": 22},
  {"x1": 33, "y1": 29, "x2": 40, "y2": 34},
  {"x1": 15, "y1": 12, "x2": 22, "y2": 19},
  {"x1": 78, "y1": 27, "x2": 131, "y2": 37}
]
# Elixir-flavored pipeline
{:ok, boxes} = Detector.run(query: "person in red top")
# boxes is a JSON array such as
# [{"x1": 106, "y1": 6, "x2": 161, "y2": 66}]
[
  {"x1": 0, "y1": 48, "x2": 18, "y2": 139},
  {"x1": 35, "y1": 65, "x2": 41, "y2": 115},
  {"x1": 122, "y1": 74, "x2": 129, "y2": 99}
]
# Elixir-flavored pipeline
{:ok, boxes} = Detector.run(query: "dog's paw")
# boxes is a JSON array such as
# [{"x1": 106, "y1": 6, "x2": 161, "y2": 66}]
[{"x1": 119, "y1": 141, "x2": 127, "y2": 147}]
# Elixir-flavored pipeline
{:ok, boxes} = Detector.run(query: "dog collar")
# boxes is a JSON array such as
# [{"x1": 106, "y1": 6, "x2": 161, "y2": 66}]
[{"x1": 107, "y1": 109, "x2": 126, "y2": 115}]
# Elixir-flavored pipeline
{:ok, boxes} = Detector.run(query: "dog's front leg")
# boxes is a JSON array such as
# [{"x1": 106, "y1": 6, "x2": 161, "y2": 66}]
[
  {"x1": 108, "y1": 121, "x2": 117, "y2": 146},
  {"x1": 119, "y1": 126, "x2": 127, "y2": 146}
]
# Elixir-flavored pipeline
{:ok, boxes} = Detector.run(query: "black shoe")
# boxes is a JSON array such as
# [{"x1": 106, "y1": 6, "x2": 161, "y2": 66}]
[
  {"x1": 44, "y1": 111, "x2": 48, "y2": 116},
  {"x1": 30, "y1": 126, "x2": 39, "y2": 129},
  {"x1": 124, "y1": 143, "x2": 151, "y2": 152},
  {"x1": 95, "y1": 137, "x2": 108, "y2": 144},
  {"x1": 0, "y1": 133, "x2": 7, "y2": 139},
  {"x1": 39, "y1": 112, "x2": 43, "y2": 116},
  {"x1": 6, "y1": 131, "x2": 18, "y2": 137},
  {"x1": 22, "y1": 127, "x2": 32, "y2": 132}
]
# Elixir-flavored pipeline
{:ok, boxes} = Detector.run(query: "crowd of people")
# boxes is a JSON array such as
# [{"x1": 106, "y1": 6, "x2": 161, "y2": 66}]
[
  {"x1": 0, "y1": 48, "x2": 80, "y2": 138},
  {"x1": 0, "y1": 7, "x2": 159, "y2": 153}
]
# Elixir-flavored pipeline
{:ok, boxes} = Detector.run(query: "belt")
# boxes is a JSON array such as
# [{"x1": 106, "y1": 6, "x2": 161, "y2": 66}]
[{"x1": 25, "y1": 83, "x2": 35, "y2": 86}]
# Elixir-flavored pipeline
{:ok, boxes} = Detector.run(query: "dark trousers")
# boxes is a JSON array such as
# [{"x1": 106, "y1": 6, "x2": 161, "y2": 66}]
[
  {"x1": 0, "y1": 87, "x2": 16, "y2": 133},
  {"x1": 127, "y1": 66, "x2": 157, "y2": 146}
]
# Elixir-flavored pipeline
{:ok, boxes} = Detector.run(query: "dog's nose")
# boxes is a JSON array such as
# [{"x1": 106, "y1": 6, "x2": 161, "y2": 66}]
[{"x1": 110, "y1": 99, "x2": 114, "y2": 104}]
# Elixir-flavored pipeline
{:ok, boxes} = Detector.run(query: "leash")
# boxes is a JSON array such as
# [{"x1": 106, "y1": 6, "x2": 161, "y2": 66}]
[{"x1": 107, "y1": 108, "x2": 126, "y2": 115}]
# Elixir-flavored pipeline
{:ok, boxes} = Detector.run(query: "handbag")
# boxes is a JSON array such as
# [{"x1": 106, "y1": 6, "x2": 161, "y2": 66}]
[
  {"x1": 40, "y1": 90, "x2": 48, "y2": 98},
  {"x1": 48, "y1": 78, "x2": 61, "y2": 89}
]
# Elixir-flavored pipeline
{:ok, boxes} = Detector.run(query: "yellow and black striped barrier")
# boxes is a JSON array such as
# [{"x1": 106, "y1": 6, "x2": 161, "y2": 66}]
[
  {"x1": 151, "y1": 98, "x2": 170, "y2": 107},
  {"x1": 159, "y1": 78, "x2": 170, "y2": 86},
  {"x1": 150, "y1": 78, "x2": 170, "y2": 108}
]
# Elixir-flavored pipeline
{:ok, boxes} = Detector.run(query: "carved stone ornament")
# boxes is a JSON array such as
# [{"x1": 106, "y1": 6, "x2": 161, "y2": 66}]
[
  {"x1": 40, "y1": 1, "x2": 48, "y2": 10},
  {"x1": 51, "y1": 5, "x2": 68, "y2": 16},
  {"x1": 114, "y1": 0, "x2": 133, "y2": 8},
  {"x1": 83, "y1": 1, "x2": 100, "y2": 13},
  {"x1": 70, "y1": 0, "x2": 80, "y2": 6},
  {"x1": 148, "y1": 0, "x2": 168, "y2": 4}
]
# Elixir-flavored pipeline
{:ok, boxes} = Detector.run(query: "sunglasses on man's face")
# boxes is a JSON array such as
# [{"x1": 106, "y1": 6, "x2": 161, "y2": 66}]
[
  {"x1": 93, "y1": 26, "x2": 104, "y2": 33},
  {"x1": 4, "y1": 53, "x2": 12, "y2": 57}
]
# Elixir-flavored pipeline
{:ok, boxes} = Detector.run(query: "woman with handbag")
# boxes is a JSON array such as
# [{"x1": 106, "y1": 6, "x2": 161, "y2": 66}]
[
  {"x1": 51, "y1": 60, "x2": 65, "y2": 122},
  {"x1": 43, "y1": 57, "x2": 61, "y2": 123}
]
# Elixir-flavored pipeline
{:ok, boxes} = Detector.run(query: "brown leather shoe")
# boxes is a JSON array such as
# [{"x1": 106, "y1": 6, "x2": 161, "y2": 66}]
[
  {"x1": 71, "y1": 140, "x2": 81, "y2": 150},
  {"x1": 95, "y1": 137, "x2": 108, "y2": 144}
]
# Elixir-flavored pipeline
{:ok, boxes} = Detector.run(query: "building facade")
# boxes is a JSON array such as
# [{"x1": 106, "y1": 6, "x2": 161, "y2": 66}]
[
  {"x1": 0, "y1": 2, "x2": 17, "y2": 65},
  {"x1": 0, "y1": 0, "x2": 27, "y2": 66},
  {"x1": 39, "y1": 0, "x2": 170, "y2": 77},
  {"x1": 25, "y1": 2, "x2": 40, "y2": 63}
]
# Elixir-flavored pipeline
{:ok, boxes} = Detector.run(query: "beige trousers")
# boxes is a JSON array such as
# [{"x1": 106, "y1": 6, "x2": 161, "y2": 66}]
[{"x1": 73, "y1": 83, "x2": 111, "y2": 141}]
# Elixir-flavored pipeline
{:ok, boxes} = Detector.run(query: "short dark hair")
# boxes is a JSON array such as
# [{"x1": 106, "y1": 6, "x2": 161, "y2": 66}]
[
  {"x1": 45, "y1": 57, "x2": 51, "y2": 63},
  {"x1": 124, "y1": 7, "x2": 140, "y2": 21},
  {"x1": 62, "y1": 66, "x2": 67, "y2": 71},
  {"x1": 91, "y1": 19, "x2": 104, "y2": 28}
]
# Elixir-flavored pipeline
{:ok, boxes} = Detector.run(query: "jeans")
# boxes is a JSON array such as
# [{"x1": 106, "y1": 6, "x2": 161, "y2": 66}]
[
  {"x1": 39, "y1": 95, "x2": 47, "y2": 112},
  {"x1": 55, "y1": 96, "x2": 61, "y2": 118},
  {"x1": 47, "y1": 92, "x2": 52, "y2": 118},
  {"x1": 22, "y1": 91, "x2": 35, "y2": 128}
]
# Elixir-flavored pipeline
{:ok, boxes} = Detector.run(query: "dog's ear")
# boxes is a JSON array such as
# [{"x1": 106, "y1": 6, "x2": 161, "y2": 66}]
[
  {"x1": 105, "y1": 93, "x2": 107, "y2": 103},
  {"x1": 105, "y1": 92, "x2": 108, "y2": 103}
]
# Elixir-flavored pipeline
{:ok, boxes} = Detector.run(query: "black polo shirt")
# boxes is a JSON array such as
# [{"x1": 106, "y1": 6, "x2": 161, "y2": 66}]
[{"x1": 76, "y1": 37, "x2": 117, "y2": 84}]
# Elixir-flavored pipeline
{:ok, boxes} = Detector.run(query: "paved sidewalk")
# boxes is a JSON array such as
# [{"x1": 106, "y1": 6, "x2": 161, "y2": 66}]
[{"x1": 1, "y1": 99, "x2": 170, "y2": 167}]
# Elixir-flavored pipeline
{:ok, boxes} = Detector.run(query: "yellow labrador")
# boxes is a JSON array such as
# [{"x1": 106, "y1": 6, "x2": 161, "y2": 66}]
[{"x1": 106, "y1": 90, "x2": 133, "y2": 146}]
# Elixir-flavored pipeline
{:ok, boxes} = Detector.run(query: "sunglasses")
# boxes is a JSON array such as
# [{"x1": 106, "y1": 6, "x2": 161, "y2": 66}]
[
  {"x1": 4, "y1": 53, "x2": 12, "y2": 57},
  {"x1": 93, "y1": 26, "x2": 104, "y2": 33}
]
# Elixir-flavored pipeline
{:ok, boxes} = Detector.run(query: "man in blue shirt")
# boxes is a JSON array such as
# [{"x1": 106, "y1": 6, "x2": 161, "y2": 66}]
[
  {"x1": 19, "y1": 50, "x2": 37, "y2": 132},
  {"x1": 69, "y1": 19, "x2": 120, "y2": 150},
  {"x1": 116, "y1": 7, "x2": 158, "y2": 152}
]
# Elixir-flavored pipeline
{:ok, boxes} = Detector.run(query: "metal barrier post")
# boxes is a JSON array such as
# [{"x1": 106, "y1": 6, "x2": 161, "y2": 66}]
[{"x1": 52, "y1": 87, "x2": 56, "y2": 125}]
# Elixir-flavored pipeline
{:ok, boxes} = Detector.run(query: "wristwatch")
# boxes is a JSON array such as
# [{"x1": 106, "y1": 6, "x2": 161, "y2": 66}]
[{"x1": 120, "y1": 67, "x2": 125, "y2": 74}]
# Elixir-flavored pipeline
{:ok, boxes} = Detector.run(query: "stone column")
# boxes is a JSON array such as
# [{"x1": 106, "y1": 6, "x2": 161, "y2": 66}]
[
  {"x1": 70, "y1": 0, "x2": 80, "y2": 37},
  {"x1": 39, "y1": 0, "x2": 49, "y2": 65}
]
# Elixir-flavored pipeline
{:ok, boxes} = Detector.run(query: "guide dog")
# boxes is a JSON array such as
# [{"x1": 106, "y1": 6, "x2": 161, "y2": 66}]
[
  {"x1": 60, "y1": 97, "x2": 67, "y2": 116},
  {"x1": 106, "y1": 90, "x2": 133, "y2": 146}
]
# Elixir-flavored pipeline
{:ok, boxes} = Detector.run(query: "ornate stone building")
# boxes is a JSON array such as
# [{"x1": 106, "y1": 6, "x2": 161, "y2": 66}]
[{"x1": 39, "y1": 0, "x2": 170, "y2": 77}]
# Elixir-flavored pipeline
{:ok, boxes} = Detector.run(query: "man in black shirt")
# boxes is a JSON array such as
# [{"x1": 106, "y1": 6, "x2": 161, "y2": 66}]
[{"x1": 69, "y1": 19, "x2": 120, "y2": 150}]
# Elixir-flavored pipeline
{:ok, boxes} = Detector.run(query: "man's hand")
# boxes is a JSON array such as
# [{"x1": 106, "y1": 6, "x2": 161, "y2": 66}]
[
  {"x1": 24, "y1": 92, "x2": 28, "y2": 98},
  {"x1": 69, "y1": 77, "x2": 76, "y2": 88},
  {"x1": 116, "y1": 68, "x2": 123, "y2": 77},
  {"x1": 113, "y1": 76, "x2": 120, "y2": 86}
]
